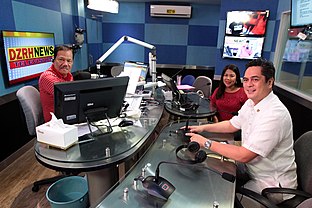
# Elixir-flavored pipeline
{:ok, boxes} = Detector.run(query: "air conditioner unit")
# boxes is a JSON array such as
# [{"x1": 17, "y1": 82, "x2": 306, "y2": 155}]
[{"x1": 150, "y1": 5, "x2": 192, "y2": 18}]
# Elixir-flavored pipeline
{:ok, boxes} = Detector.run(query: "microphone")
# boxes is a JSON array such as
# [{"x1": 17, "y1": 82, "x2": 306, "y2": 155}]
[
  {"x1": 170, "y1": 66, "x2": 186, "y2": 79},
  {"x1": 73, "y1": 71, "x2": 91, "y2": 80},
  {"x1": 177, "y1": 117, "x2": 191, "y2": 142},
  {"x1": 140, "y1": 160, "x2": 235, "y2": 200}
]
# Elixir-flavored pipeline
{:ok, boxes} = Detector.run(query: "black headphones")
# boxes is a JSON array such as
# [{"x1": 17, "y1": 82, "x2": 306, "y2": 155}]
[{"x1": 175, "y1": 141, "x2": 207, "y2": 164}]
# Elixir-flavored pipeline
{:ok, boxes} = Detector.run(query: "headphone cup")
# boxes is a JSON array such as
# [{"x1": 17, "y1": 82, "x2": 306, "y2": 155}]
[
  {"x1": 188, "y1": 141, "x2": 200, "y2": 153},
  {"x1": 195, "y1": 150, "x2": 207, "y2": 163},
  {"x1": 175, "y1": 142, "x2": 207, "y2": 164}
]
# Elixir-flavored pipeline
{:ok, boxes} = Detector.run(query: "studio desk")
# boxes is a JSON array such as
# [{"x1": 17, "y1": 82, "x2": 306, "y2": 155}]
[
  {"x1": 95, "y1": 121, "x2": 236, "y2": 208},
  {"x1": 34, "y1": 99, "x2": 167, "y2": 207}
]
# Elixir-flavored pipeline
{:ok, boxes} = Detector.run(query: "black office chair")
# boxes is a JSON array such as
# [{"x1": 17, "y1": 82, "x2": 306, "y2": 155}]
[
  {"x1": 235, "y1": 131, "x2": 312, "y2": 208},
  {"x1": 16, "y1": 85, "x2": 67, "y2": 192}
]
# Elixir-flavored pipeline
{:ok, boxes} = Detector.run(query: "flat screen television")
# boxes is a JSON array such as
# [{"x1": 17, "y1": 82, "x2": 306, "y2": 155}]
[
  {"x1": 54, "y1": 76, "x2": 129, "y2": 124},
  {"x1": 291, "y1": 0, "x2": 312, "y2": 27},
  {"x1": 222, "y1": 36, "x2": 265, "y2": 60},
  {"x1": 225, "y1": 10, "x2": 269, "y2": 36},
  {"x1": 0, "y1": 30, "x2": 55, "y2": 87},
  {"x1": 282, "y1": 39, "x2": 312, "y2": 62}
]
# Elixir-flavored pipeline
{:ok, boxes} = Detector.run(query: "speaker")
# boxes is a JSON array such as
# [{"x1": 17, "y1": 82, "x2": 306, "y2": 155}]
[{"x1": 175, "y1": 141, "x2": 207, "y2": 164}]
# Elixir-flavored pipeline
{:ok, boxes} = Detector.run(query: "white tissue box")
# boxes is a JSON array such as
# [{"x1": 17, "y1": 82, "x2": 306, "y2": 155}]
[{"x1": 36, "y1": 122, "x2": 78, "y2": 149}]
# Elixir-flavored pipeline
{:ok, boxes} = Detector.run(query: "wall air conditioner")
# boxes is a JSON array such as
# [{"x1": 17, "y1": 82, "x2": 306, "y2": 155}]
[{"x1": 150, "y1": 5, "x2": 192, "y2": 18}]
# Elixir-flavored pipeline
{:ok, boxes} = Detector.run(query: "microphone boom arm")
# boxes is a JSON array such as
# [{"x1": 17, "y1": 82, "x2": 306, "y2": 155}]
[
  {"x1": 96, "y1": 35, "x2": 157, "y2": 89},
  {"x1": 155, "y1": 161, "x2": 235, "y2": 183}
]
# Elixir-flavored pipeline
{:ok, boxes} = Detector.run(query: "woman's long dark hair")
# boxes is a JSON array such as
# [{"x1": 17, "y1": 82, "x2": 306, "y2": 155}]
[{"x1": 216, "y1": 64, "x2": 242, "y2": 99}]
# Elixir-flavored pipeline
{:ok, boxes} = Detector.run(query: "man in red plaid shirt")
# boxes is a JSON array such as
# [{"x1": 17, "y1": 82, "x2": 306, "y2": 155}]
[{"x1": 39, "y1": 45, "x2": 74, "y2": 122}]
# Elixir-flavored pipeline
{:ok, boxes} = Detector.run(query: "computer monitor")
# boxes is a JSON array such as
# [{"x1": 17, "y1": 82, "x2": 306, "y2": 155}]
[
  {"x1": 161, "y1": 73, "x2": 183, "y2": 103},
  {"x1": 118, "y1": 61, "x2": 148, "y2": 95},
  {"x1": 54, "y1": 76, "x2": 129, "y2": 125}
]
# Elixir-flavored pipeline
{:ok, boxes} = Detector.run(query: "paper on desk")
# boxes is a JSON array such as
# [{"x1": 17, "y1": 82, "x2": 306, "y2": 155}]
[{"x1": 74, "y1": 123, "x2": 97, "y2": 137}]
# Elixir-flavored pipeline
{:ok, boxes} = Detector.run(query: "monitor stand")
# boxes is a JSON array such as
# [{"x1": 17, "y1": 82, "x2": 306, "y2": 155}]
[{"x1": 84, "y1": 107, "x2": 113, "y2": 136}]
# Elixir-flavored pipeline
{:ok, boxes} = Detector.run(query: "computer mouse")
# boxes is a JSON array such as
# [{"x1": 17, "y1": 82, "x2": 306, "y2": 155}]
[{"x1": 118, "y1": 120, "x2": 134, "y2": 127}]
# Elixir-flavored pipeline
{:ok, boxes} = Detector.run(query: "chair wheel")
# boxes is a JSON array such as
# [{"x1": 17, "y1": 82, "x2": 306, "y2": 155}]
[{"x1": 32, "y1": 185, "x2": 39, "y2": 192}]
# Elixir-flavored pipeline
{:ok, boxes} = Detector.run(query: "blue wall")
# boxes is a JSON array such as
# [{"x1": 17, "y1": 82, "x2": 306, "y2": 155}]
[
  {"x1": 88, "y1": 3, "x2": 220, "y2": 67},
  {"x1": 0, "y1": 0, "x2": 290, "y2": 97}
]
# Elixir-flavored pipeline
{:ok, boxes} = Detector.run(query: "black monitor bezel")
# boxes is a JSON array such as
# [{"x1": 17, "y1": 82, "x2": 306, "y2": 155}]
[
  {"x1": 161, "y1": 73, "x2": 181, "y2": 103},
  {"x1": 54, "y1": 76, "x2": 129, "y2": 124}
]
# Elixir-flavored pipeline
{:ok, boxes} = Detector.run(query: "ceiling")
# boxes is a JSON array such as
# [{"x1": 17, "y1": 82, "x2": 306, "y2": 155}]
[{"x1": 117, "y1": 0, "x2": 221, "y2": 5}]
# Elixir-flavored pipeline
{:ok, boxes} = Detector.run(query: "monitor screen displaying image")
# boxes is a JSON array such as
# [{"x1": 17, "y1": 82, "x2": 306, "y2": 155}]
[
  {"x1": 222, "y1": 36, "x2": 265, "y2": 60},
  {"x1": 225, "y1": 10, "x2": 269, "y2": 36},
  {"x1": 291, "y1": 0, "x2": 312, "y2": 27},
  {"x1": 0, "y1": 30, "x2": 55, "y2": 87},
  {"x1": 282, "y1": 39, "x2": 312, "y2": 62},
  {"x1": 118, "y1": 61, "x2": 148, "y2": 95}
]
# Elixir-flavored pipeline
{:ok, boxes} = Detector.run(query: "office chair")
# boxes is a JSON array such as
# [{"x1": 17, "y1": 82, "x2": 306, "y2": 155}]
[
  {"x1": 181, "y1": 75, "x2": 195, "y2": 86},
  {"x1": 192, "y1": 76, "x2": 212, "y2": 98},
  {"x1": 16, "y1": 85, "x2": 67, "y2": 192},
  {"x1": 235, "y1": 131, "x2": 312, "y2": 208}
]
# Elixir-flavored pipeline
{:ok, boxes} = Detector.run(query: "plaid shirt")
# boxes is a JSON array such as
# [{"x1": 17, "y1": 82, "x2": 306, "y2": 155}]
[{"x1": 39, "y1": 64, "x2": 73, "y2": 122}]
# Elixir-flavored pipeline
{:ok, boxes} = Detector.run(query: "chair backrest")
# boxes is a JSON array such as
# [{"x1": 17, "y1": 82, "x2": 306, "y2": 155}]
[
  {"x1": 16, "y1": 86, "x2": 44, "y2": 136},
  {"x1": 111, "y1": 65, "x2": 124, "y2": 77},
  {"x1": 294, "y1": 131, "x2": 312, "y2": 195},
  {"x1": 297, "y1": 198, "x2": 312, "y2": 208},
  {"x1": 192, "y1": 76, "x2": 212, "y2": 98},
  {"x1": 181, "y1": 75, "x2": 195, "y2": 86}
]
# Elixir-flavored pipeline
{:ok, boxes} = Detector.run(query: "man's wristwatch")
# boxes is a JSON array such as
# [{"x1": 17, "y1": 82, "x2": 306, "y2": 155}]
[{"x1": 204, "y1": 139, "x2": 212, "y2": 150}]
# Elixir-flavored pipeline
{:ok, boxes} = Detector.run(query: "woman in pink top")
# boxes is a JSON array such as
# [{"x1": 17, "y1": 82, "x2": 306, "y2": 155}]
[{"x1": 210, "y1": 64, "x2": 248, "y2": 122}]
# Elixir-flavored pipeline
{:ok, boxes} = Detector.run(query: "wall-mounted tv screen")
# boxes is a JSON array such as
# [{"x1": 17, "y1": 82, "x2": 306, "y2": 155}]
[
  {"x1": 0, "y1": 30, "x2": 55, "y2": 87},
  {"x1": 223, "y1": 36, "x2": 265, "y2": 60},
  {"x1": 291, "y1": 0, "x2": 312, "y2": 27},
  {"x1": 225, "y1": 10, "x2": 269, "y2": 36}
]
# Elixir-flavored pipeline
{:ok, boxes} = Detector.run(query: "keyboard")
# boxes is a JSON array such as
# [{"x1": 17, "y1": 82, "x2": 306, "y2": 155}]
[{"x1": 125, "y1": 96, "x2": 143, "y2": 111}]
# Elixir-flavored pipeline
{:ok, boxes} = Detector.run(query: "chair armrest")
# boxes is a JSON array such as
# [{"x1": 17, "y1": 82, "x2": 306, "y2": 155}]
[
  {"x1": 237, "y1": 187, "x2": 279, "y2": 208},
  {"x1": 262, "y1": 187, "x2": 312, "y2": 199}
]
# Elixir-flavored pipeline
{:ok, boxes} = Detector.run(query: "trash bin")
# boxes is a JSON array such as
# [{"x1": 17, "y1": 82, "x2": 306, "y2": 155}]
[{"x1": 46, "y1": 176, "x2": 89, "y2": 208}]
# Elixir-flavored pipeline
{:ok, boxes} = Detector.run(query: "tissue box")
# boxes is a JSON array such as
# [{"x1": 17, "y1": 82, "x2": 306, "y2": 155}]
[{"x1": 36, "y1": 122, "x2": 78, "y2": 149}]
